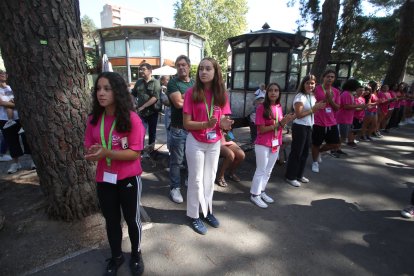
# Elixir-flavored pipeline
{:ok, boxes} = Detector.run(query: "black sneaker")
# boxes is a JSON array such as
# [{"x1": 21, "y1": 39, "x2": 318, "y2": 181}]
[
  {"x1": 130, "y1": 252, "x2": 145, "y2": 276},
  {"x1": 105, "y1": 255, "x2": 125, "y2": 276}
]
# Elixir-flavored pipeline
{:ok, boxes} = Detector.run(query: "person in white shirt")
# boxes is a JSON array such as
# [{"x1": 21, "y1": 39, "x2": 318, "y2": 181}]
[
  {"x1": 285, "y1": 75, "x2": 325, "y2": 187},
  {"x1": 0, "y1": 70, "x2": 35, "y2": 173},
  {"x1": 254, "y1": 83, "x2": 266, "y2": 98}
]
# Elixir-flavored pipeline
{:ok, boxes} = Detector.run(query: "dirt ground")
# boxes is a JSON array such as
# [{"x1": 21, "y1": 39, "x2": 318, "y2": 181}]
[
  {"x1": 0, "y1": 167, "x2": 107, "y2": 276},
  {"x1": 0, "y1": 152, "x2": 163, "y2": 276}
]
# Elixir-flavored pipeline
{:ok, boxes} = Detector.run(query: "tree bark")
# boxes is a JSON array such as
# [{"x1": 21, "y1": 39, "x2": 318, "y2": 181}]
[
  {"x1": 0, "y1": 0, "x2": 98, "y2": 220},
  {"x1": 383, "y1": 0, "x2": 414, "y2": 85},
  {"x1": 310, "y1": 0, "x2": 340, "y2": 82}
]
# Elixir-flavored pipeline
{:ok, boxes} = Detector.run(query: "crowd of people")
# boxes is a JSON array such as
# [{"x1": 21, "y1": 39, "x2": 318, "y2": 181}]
[
  {"x1": 81, "y1": 56, "x2": 414, "y2": 275},
  {"x1": 1, "y1": 51, "x2": 413, "y2": 275}
]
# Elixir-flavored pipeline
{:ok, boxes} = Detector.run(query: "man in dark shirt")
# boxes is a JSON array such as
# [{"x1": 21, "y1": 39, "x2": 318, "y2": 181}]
[
  {"x1": 167, "y1": 55, "x2": 194, "y2": 203},
  {"x1": 131, "y1": 63, "x2": 161, "y2": 148}
]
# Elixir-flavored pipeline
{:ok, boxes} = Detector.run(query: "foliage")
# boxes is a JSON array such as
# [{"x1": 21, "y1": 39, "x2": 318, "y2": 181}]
[
  {"x1": 290, "y1": 0, "x2": 412, "y2": 82},
  {"x1": 190, "y1": 64, "x2": 198, "y2": 79},
  {"x1": 334, "y1": 0, "x2": 414, "y2": 82},
  {"x1": 81, "y1": 15, "x2": 98, "y2": 46},
  {"x1": 81, "y1": 15, "x2": 99, "y2": 72},
  {"x1": 173, "y1": 0, "x2": 248, "y2": 71}
]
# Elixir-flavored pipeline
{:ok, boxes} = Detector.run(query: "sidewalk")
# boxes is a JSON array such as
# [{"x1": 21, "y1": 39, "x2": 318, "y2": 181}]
[{"x1": 29, "y1": 122, "x2": 414, "y2": 275}]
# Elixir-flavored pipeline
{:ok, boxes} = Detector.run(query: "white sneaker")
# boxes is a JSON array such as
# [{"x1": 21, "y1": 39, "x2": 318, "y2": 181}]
[
  {"x1": 260, "y1": 192, "x2": 274, "y2": 204},
  {"x1": 297, "y1": 176, "x2": 309, "y2": 183},
  {"x1": 18, "y1": 128, "x2": 25, "y2": 134},
  {"x1": 408, "y1": 119, "x2": 414, "y2": 124},
  {"x1": 3, "y1": 120, "x2": 16, "y2": 129},
  {"x1": 170, "y1": 188, "x2": 183, "y2": 203},
  {"x1": 0, "y1": 154, "x2": 12, "y2": 162},
  {"x1": 311, "y1": 162, "x2": 319, "y2": 173},
  {"x1": 286, "y1": 178, "x2": 301, "y2": 187},
  {"x1": 250, "y1": 195, "x2": 268, "y2": 208},
  {"x1": 317, "y1": 154, "x2": 322, "y2": 163},
  {"x1": 7, "y1": 163, "x2": 22, "y2": 174}
]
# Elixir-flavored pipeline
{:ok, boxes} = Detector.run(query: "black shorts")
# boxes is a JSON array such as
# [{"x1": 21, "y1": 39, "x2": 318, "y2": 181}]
[{"x1": 312, "y1": 124, "x2": 340, "y2": 146}]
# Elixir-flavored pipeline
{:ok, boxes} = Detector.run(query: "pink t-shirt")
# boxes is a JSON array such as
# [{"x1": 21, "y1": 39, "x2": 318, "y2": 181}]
[
  {"x1": 183, "y1": 88, "x2": 231, "y2": 143},
  {"x1": 378, "y1": 91, "x2": 390, "y2": 114},
  {"x1": 313, "y1": 85, "x2": 340, "y2": 127},
  {"x1": 367, "y1": 93, "x2": 378, "y2": 112},
  {"x1": 388, "y1": 90, "x2": 397, "y2": 109},
  {"x1": 84, "y1": 111, "x2": 145, "y2": 182},
  {"x1": 353, "y1": 96, "x2": 366, "y2": 121},
  {"x1": 255, "y1": 103, "x2": 283, "y2": 150},
  {"x1": 336, "y1": 91, "x2": 355, "y2": 124},
  {"x1": 395, "y1": 91, "x2": 402, "y2": 108}
]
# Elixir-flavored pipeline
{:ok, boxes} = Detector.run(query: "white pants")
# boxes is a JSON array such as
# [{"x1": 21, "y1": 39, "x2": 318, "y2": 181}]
[
  {"x1": 250, "y1": 144, "x2": 280, "y2": 195},
  {"x1": 185, "y1": 133, "x2": 221, "y2": 219}
]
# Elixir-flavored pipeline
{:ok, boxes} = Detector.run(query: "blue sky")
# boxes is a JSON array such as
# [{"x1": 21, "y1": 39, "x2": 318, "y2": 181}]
[{"x1": 79, "y1": 0, "x2": 306, "y2": 33}]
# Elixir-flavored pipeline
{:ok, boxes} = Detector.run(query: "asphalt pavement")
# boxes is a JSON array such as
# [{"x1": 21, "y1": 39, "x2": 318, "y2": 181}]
[{"x1": 27, "y1": 118, "x2": 414, "y2": 275}]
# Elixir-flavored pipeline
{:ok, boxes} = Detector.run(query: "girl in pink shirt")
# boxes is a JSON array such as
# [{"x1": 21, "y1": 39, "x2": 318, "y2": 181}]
[
  {"x1": 250, "y1": 83, "x2": 295, "y2": 208},
  {"x1": 348, "y1": 86, "x2": 366, "y2": 146},
  {"x1": 336, "y1": 80, "x2": 366, "y2": 145},
  {"x1": 377, "y1": 84, "x2": 394, "y2": 134},
  {"x1": 183, "y1": 57, "x2": 233, "y2": 235},
  {"x1": 360, "y1": 85, "x2": 379, "y2": 140},
  {"x1": 84, "y1": 72, "x2": 145, "y2": 275}
]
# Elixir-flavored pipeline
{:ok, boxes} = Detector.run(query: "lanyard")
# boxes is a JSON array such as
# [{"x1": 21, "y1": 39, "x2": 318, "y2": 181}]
[
  {"x1": 306, "y1": 93, "x2": 314, "y2": 121},
  {"x1": 273, "y1": 105, "x2": 279, "y2": 136},
  {"x1": 203, "y1": 96, "x2": 215, "y2": 119},
  {"x1": 321, "y1": 84, "x2": 331, "y2": 95},
  {"x1": 100, "y1": 112, "x2": 116, "y2": 167}
]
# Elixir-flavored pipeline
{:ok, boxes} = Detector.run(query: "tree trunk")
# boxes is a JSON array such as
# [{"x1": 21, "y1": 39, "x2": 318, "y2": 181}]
[
  {"x1": 310, "y1": 0, "x2": 340, "y2": 82},
  {"x1": 383, "y1": 0, "x2": 414, "y2": 85},
  {"x1": 0, "y1": 0, "x2": 98, "y2": 220}
]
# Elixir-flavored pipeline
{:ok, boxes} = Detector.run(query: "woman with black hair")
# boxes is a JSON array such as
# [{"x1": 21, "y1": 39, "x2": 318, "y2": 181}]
[
  {"x1": 285, "y1": 75, "x2": 325, "y2": 187},
  {"x1": 336, "y1": 79, "x2": 367, "y2": 150},
  {"x1": 250, "y1": 83, "x2": 295, "y2": 208},
  {"x1": 84, "y1": 72, "x2": 146, "y2": 276}
]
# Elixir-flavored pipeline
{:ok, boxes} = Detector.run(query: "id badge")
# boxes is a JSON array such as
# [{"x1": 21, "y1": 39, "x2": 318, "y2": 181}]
[
  {"x1": 206, "y1": 130, "x2": 217, "y2": 140},
  {"x1": 121, "y1": 137, "x2": 128, "y2": 149},
  {"x1": 272, "y1": 139, "x2": 279, "y2": 147},
  {"x1": 103, "y1": 170, "x2": 118, "y2": 184},
  {"x1": 325, "y1": 107, "x2": 332, "y2": 113}
]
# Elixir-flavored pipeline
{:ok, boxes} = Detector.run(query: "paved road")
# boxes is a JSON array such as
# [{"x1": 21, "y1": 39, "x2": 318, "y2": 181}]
[{"x1": 30, "y1": 122, "x2": 414, "y2": 275}]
